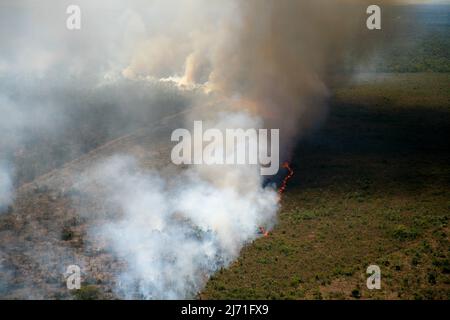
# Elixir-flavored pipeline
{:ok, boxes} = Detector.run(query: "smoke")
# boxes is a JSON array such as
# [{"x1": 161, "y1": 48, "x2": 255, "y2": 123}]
[
  {"x1": 0, "y1": 0, "x2": 428, "y2": 299},
  {"x1": 0, "y1": 161, "x2": 13, "y2": 212},
  {"x1": 84, "y1": 0, "x2": 420, "y2": 299},
  {"x1": 79, "y1": 149, "x2": 278, "y2": 299}
]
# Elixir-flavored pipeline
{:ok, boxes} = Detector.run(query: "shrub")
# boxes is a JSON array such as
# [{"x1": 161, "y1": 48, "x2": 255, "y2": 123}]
[
  {"x1": 72, "y1": 285, "x2": 101, "y2": 300},
  {"x1": 392, "y1": 225, "x2": 418, "y2": 241},
  {"x1": 351, "y1": 288, "x2": 361, "y2": 299},
  {"x1": 61, "y1": 227, "x2": 74, "y2": 241}
]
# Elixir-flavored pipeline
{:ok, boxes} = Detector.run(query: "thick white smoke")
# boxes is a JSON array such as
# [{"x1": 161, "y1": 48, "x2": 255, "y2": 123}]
[
  {"x1": 78, "y1": 0, "x2": 404, "y2": 299},
  {"x1": 77, "y1": 111, "x2": 279, "y2": 299}
]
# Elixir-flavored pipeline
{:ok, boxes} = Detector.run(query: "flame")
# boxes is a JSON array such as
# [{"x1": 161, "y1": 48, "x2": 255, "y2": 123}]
[
  {"x1": 258, "y1": 226, "x2": 269, "y2": 237},
  {"x1": 278, "y1": 162, "x2": 294, "y2": 197},
  {"x1": 258, "y1": 162, "x2": 294, "y2": 237}
]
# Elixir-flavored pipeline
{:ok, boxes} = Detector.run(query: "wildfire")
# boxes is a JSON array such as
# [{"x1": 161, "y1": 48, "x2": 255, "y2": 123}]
[
  {"x1": 258, "y1": 162, "x2": 294, "y2": 237},
  {"x1": 278, "y1": 162, "x2": 294, "y2": 197}
]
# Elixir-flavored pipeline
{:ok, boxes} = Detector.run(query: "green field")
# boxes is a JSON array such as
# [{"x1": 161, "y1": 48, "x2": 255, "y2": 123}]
[
  {"x1": 202, "y1": 73, "x2": 450, "y2": 299},
  {"x1": 1, "y1": 4, "x2": 449, "y2": 300}
]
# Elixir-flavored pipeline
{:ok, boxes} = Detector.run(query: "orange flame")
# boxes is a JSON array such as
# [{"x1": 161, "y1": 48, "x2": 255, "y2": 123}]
[
  {"x1": 258, "y1": 162, "x2": 294, "y2": 237},
  {"x1": 259, "y1": 226, "x2": 269, "y2": 237}
]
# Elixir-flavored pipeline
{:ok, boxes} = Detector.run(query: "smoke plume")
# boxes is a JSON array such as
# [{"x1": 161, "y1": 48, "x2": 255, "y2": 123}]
[
  {"x1": 80, "y1": 0, "x2": 396, "y2": 298},
  {"x1": 0, "y1": 161, "x2": 13, "y2": 212},
  {"x1": 78, "y1": 152, "x2": 278, "y2": 299},
  {"x1": 0, "y1": 0, "x2": 424, "y2": 298}
]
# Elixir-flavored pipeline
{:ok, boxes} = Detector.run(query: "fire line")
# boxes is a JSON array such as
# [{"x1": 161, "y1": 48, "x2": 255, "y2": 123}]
[{"x1": 259, "y1": 162, "x2": 294, "y2": 237}]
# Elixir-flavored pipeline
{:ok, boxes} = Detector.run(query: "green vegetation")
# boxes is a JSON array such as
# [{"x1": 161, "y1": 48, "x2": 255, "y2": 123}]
[
  {"x1": 61, "y1": 226, "x2": 74, "y2": 241},
  {"x1": 358, "y1": 5, "x2": 450, "y2": 73},
  {"x1": 201, "y1": 73, "x2": 450, "y2": 299}
]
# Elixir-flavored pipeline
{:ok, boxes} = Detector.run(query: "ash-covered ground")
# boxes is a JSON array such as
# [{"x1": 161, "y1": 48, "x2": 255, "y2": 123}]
[{"x1": 0, "y1": 116, "x2": 182, "y2": 299}]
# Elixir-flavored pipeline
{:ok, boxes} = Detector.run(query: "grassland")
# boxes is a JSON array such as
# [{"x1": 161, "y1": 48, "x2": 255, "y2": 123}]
[
  {"x1": 2, "y1": 5, "x2": 448, "y2": 300},
  {"x1": 201, "y1": 73, "x2": 450, "y2": 299}
]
